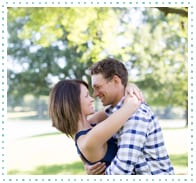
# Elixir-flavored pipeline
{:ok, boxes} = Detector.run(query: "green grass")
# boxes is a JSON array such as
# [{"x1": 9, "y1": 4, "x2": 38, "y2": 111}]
[
  {"x1": 170, "y1": 153, "x2": 188, "y2": 174},
  {"x1": 6, "y1": 116, "x2": 188, "y2": 175},
  {"x1": 170, "y1": 153, "x2": 188, "y2": 167},
  {"x1": 29, "y1": 132, "x2": 62, "y2": 138},
  {"x1": 8, "y1": 161, "x2": 85, "y2": 175},
  {"x1": 8, "y1": 153, "x2": 187, "y2": 175}
]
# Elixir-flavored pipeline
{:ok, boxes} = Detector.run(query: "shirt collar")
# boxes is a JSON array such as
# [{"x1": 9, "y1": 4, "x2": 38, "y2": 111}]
[{"x1": 105, "y1": 96, "x2": 125, "y2": 115}]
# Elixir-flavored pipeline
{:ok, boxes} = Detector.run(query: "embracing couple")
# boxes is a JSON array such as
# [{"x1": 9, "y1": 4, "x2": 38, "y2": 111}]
[{"x1": 49, "y1": 58, "x2": 174, "y2": 175}]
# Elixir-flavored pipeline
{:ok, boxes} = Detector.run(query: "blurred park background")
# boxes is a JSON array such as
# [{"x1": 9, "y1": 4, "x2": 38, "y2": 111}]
[{"x1": 7, "y1": 7, "x2": 188, "y2": 175}]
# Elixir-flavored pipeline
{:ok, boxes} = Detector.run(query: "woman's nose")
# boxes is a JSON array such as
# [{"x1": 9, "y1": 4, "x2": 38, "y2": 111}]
[{"x1": 90, "y1": 96, "x2": 94, "y2": 102}]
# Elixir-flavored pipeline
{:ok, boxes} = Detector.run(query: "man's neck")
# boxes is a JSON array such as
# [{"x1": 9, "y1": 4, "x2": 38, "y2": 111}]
[{"x1": 111, "y1": 91, "x2": 125, "y2": 107}]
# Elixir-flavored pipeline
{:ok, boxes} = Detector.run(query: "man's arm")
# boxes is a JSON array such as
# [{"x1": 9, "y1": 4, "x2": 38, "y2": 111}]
[
  {"x1": 79, "y1": 152, "x2": 106, "y2": 175},
  {"x1": 83, "y1": 162, "x2": 106, "y2": 175},
  {"x1": 105, "y1": 105, "x2": 149, "y2": 174},
  {"x1": 87, "y1": 109, "x2": 107, "y2": 125}
]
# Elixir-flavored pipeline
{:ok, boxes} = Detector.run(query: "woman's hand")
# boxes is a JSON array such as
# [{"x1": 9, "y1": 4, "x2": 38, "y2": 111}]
[
  {"x1": 123, "y1": 93, "x2": 141, "y2": 112},
  {"x1": 125, "y1": 83, "x2": 145, "y2": 102}
]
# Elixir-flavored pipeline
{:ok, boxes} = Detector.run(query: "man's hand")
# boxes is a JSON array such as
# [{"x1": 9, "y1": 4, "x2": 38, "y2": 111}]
[{"x1": 84, "y1": 162, "x2": 106, "y2": 175}]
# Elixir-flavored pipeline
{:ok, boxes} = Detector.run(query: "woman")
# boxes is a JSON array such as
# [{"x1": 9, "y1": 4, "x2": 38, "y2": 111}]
[{"x1": 48, "y1": 79, "x2": 141, "y2": 169}]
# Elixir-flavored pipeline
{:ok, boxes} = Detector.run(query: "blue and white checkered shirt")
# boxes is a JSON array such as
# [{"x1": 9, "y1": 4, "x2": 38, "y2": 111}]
[{"x1": 105, "y1": 98, "x2": 174, "y2": 175}]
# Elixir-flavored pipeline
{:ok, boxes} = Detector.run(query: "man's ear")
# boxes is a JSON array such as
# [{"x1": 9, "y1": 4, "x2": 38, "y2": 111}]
[{"x1": 113, "y1": 75, "x2": 121, "y2": 84}]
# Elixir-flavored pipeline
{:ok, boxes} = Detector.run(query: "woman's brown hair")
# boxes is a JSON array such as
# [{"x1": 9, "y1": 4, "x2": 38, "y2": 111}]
[{"x1": 48, "y1": 79, "x2": 89, "y2": 138}]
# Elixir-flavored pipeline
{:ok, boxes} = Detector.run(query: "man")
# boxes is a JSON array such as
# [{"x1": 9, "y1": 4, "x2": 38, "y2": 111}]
[{"x1": 85, "y1": 58, "x2": 174, "y2": 175}]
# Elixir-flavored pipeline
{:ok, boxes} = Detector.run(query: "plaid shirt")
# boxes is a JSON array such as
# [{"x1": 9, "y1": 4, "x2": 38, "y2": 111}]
[{"x1": 105, "y1": 98, "x2": 174, "y2": 175}]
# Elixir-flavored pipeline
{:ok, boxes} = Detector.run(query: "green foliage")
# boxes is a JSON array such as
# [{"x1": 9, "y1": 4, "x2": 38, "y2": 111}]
[
  {"x1": 7, "y1": 7, "x2": 187, "y2": 113},
  {"x1": 127, "y1": 8, "x2": 188, "y2": 108}
]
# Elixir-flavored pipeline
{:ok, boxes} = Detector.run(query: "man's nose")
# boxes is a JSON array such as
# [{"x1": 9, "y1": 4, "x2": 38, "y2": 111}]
[{"x1": 93, "y1": 90, "x2": 99, "y2": 97}]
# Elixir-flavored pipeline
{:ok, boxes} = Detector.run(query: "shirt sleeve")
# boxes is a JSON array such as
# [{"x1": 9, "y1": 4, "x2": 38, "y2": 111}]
[{"x1": 105, "y1": 105, "x2": 151, "y2": 175}]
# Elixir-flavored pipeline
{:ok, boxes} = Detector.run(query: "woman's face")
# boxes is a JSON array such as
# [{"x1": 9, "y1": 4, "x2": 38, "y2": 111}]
[{"x1": 80, "y1": 84, "x2": 95, "y2": 116}]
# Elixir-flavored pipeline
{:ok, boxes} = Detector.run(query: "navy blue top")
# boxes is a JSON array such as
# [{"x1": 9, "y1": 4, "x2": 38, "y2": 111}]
[{"x1": 75, "y1": 128, "x2": 118, "y2": 167}]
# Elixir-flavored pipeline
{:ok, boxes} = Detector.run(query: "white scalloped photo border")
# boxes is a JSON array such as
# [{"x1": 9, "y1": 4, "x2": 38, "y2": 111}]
[{"x1": 0, "y1": 0, "x2": 195, "y2": 183}]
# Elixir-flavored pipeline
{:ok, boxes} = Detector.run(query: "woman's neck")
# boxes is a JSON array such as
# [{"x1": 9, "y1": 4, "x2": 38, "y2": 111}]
[{"x1": 77, "y1": 115, "x2": 92, "y2": 132}]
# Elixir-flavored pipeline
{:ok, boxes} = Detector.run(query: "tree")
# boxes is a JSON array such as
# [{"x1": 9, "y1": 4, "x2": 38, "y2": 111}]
[{"x1": 7, "y1": 7, "x2": 187, "y2": 119}]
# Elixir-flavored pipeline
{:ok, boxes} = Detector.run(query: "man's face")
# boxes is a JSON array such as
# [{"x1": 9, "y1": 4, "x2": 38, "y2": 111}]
[{"x1": 91, "y1": 74, "x2": 116, "y2": 106}]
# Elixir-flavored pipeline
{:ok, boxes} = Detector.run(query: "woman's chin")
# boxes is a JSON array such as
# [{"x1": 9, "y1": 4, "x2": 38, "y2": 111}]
[{"x1": 89, "y1": 110, "x2": 95, "y2": 115}]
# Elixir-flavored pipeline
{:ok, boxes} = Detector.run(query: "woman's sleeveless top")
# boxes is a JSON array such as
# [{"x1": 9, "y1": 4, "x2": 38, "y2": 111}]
[{"x1": 75, "y1": 128, "x2": 117, "y2": 167}]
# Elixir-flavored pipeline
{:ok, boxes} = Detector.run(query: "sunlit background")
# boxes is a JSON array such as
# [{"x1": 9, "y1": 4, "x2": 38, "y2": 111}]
[{"x1": 7, "y1": 7, "x2": 188, "y2": 175}]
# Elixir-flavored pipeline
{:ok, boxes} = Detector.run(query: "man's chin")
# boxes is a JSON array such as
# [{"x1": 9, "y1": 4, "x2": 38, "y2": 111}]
[{"x1": 102, "y1": 101, "x2": 108, "y2": 106}]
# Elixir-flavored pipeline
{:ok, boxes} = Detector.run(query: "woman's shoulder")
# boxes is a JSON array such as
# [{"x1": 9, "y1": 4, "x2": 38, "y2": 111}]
[{"x1": 75, "y1": 128, "x2": 92, "y2": 141}]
